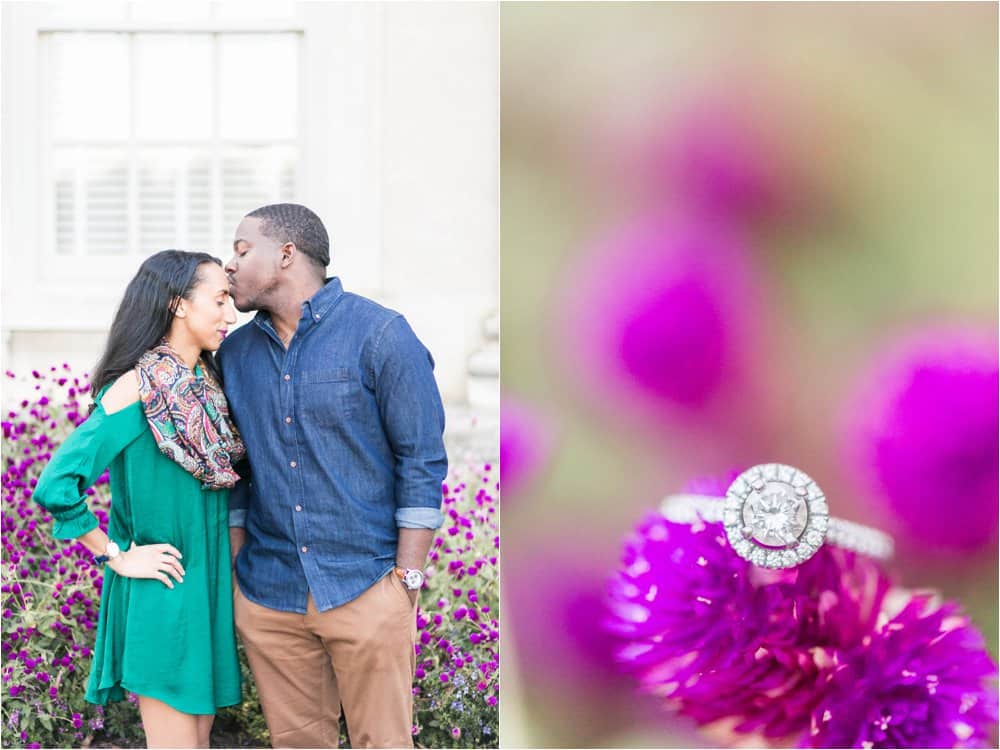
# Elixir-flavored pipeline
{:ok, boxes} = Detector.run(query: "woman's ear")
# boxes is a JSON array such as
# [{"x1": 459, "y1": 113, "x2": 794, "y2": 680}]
[{"x1": 170, "y1": 296, "x2": 187, "y2": 318}]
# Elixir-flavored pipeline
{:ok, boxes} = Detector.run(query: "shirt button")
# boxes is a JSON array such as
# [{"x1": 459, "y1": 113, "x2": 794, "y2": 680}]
[
  {"x1": 289, "y1": 460, "x2": 297, "y2": 468},
  {"x1": 283, "y1": 374, "x2": 291, "y2": 381},
  {"x1": 301, "y1": 546, "x2": 308, "y2": 553},
  {"x1": 295, "y1": 505, "x2": 302, "y2": 512},
  {"x1": 284, "y1": 416, "x2": 292, "y2": 424},
  {"x1": 314, "y1": 314, "x2": 320, "y2": 320}
]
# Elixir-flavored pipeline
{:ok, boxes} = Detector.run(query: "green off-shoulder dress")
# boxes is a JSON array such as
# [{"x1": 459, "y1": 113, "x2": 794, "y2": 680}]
[{"x1": 33, "y1": 383, "x2": 241, "y2": 715}]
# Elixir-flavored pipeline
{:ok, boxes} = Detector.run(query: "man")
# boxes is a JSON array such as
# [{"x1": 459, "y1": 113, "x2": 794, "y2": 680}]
[{"x1": 217, "y1": 203, "x2": 447, "y2": 748}]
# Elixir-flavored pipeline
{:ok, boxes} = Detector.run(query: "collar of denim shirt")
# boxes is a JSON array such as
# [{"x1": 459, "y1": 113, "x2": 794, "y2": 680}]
[{"x1": 252, "y1": 276, "x2": 345, "y2": 336}]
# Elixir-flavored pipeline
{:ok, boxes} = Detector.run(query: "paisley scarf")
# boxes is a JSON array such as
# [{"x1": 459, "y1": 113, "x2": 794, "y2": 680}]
[{"x1": 135, "y1": 341, "x2": 246, "y2": 490}]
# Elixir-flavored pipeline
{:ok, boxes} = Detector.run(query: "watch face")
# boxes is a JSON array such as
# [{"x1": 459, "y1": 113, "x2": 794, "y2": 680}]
[
  {"x1": 106, "y1": 541, "x2": 120, "y2": 558},
  {"x1": 403, "y1": 569, "x2": 424, "y2": 589}
]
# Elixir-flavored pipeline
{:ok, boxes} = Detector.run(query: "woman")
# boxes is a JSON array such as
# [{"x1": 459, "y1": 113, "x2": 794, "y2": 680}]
[{"x1": 34, "y1": 250, "x2": 243, "y2": 748}]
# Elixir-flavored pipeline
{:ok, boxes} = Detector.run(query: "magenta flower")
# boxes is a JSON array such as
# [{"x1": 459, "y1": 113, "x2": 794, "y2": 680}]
[
  {"x1": 505, "y1": 541, "x2": 625, "y2": 693},
  {"x1": 606, "y1": 508, "x2": 891, "y2": 739},
  {"x1": 658, "y1": 96, "x2": 786, "y2": 222},
  {"x1": 808, "y1": 595, "x2": 997, "y2": 748},
  {"x1": 608, "y1": 488, "x2": 998, "y2": 747},
  {"x1": 842, "y1": 326, "x2": 999, "y2": 553},
  {"x1": 499, "y1": 395, "x2": 554, "y2": 498},
  {"x1": 558, "y1": 217, "x2": 765, "y2": 427},
  {"x1": 597, "y1": 83, "x2": 822, "y2": 228}
]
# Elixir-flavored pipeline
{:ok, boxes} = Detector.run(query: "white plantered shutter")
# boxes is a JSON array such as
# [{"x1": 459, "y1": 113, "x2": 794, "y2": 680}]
[
  {"x1": 53, "y1": 148, "x2": 297, "y2": 258},
  {"x1": 222, "y1": 147, "x2": 299, "y2": 238},
  {"x1": 83, "y1": 157, "x2": 129, "y2": 256},
  {"x1": 46, "y1": 30, "x2": 300, "y2": 261},
  {"x1": 137, "y1": 155, "x2": 177, "y2": 254}
]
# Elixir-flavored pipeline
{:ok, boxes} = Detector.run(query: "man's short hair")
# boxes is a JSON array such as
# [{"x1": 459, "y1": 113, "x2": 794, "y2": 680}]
[{"x1": 247, "y1": 203, "x2": 330, "y2": 273}]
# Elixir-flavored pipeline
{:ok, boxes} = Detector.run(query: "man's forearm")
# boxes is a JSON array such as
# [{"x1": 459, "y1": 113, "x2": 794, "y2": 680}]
[
  {"x1": 396, "y1": 527, "x2": 435, "y2": 570},
  {"x1": 229, "y1": 527, "x2": 246, "y2": 567}
]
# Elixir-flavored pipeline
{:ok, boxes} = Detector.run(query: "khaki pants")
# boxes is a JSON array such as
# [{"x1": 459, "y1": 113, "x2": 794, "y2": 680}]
[{"x1": 234, "y1": 573, "x2": 417, "y2": 749}]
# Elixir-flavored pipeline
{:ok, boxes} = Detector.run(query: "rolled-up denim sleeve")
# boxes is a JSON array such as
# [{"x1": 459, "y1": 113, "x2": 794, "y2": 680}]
[
  {"x1": 228, "y1": 458, "x2": 251, "y2": 529},
  {"x1": 374, "y1": 315, "x2": 448, "y2": 530}
]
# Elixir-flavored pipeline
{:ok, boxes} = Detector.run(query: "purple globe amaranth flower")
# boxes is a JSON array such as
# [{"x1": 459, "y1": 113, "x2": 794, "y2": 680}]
[
  {"x1": 505, "y1": 541, "x2": 623, "y2": 690},
  {"x1": 606, "y1": 506, "x2": 892, "y2": 740},
  {"x1": 808, "y1": 594, "x2": 998, "y2": 749},
  {"x1": 842, "y1": 326, "x2": 999, "y2": 554},
  {"x1": 659, "y1": 96, "x2": 786, "y2": 222},
  {"x1": 499, "y1": 395, "x2": 554, "y2": 499},
  {"x1": 595, "y1": 78, "x2": 827, "y2": 228},
  {"x1": 558, "y1": 217, "x2": 779, "y2": 446}
]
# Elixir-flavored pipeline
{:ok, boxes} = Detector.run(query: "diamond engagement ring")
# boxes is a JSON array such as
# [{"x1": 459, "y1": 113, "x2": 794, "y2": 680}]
[{"x1": 661, "y1": 463, "x2": 894, "y2": 570}]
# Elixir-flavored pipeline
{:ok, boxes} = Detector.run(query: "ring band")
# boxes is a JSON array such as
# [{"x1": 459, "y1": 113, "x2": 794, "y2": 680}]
[{"x1": 660, "y1": 463, "x2": 894, "y2": 569}]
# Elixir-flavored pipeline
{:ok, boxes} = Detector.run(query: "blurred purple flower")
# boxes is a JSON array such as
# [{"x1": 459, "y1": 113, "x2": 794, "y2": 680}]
[
  {"x1": 660, "y1": 97, "x2": 784, "y2": 221},
  {"x1": 808, "y1": 595, "x2": 997, "y2": 748},
  {"x1": 596, "y1": 80, "x2": 825, "y2": 228},
  {"x1": 505, "y1": 541, "x2": 624, "y2": 695},
  {"x1": 606, "y1": 506, "x2": 892, "y2": 740},
  {"x1": 559, "y1": 217, "x2": 765, "y2": 425},
  {"x1": 842, "y1": 326, "x2": 999, "y2": 553},
  {"x1": 499, "y1": 395, "x2": 554, "y2": 498}
]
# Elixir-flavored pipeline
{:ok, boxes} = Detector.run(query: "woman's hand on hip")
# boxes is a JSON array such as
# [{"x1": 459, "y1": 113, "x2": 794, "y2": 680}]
[{"x1": 107, "y1": 542, "x2": 185, "y2": 588}]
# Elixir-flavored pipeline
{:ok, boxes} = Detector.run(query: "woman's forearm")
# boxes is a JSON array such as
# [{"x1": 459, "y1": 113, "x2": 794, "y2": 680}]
[{"x1": 77, "y1": 526, "x2": 112, "y2": 558}]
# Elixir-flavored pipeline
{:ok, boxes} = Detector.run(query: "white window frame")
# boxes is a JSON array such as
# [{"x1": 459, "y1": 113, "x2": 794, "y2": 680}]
[
  {"x1": 2, "y1": 2, "x2": 385, "y2": 332},
  {"x1": 38, "y1": 24, "x2": 305, "y2": 275}
]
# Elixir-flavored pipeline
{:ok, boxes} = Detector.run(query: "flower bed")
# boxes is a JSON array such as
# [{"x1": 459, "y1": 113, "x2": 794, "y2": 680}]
[{"x1": 2, "y1": 367, "x2": 499, "y2": 748}]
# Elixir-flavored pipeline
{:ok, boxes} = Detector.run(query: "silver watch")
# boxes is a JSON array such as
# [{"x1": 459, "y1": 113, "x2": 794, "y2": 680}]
[
  {"x1": 395, "y1": 566, "x2": 425, "y2": 590},
  {"x1": 95, "y1": 540, "x2": 121, "y2": 565}
]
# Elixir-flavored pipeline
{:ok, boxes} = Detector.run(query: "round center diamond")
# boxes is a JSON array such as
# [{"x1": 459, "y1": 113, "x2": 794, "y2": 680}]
[{"x1": 742, "y1": 482, "x2": 808, "y2": 547}]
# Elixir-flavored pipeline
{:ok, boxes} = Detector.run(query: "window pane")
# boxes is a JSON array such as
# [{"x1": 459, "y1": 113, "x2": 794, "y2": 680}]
[
  {"x1": 52, "y1": 151, "x2": 79, "y2": 255},
  {"x1": 50, "y1": 34, "x2": 130, "y2": 141},
  {"x1": 84, "y1": 156, "x2": 130, "y2": 255},
  {"x1": 135, "y1": 35, "x2": 213, "y2": 141},
  {"x1": 219, "y1": 34, "x2": 298, "y2": 140},
  {"x1": 187, "y1": 155, "x2": 214, "y2": 252},
  {"x1": 221, "y1": 146, "x2": 297, "y2": 235},
  {"x1": 137, "y1": 151, "x2": 179, "y2": 254}
]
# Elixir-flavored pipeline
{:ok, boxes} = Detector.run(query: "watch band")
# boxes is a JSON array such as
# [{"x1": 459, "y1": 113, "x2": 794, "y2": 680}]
[{"x1": 95, "y1": 540, "x2": 121, "y2": 565}]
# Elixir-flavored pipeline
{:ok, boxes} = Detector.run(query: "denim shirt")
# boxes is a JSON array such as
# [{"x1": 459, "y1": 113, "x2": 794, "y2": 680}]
[{"x1": 218, "y1": 278, "x2": 447, "y2": 613}]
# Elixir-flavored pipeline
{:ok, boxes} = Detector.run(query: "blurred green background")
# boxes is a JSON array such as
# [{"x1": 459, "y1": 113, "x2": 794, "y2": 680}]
[{"x1": 499, "y1": 3, "x2": 997, "y2": 747}]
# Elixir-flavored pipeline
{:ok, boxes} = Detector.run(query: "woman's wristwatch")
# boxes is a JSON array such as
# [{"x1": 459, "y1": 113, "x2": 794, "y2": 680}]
[
  {"x1": 94, "y1": 540, "x2": 121, "y2": 565},
  {"x1": 394, "y1": 566, "x2": 425, "y2": 590}
]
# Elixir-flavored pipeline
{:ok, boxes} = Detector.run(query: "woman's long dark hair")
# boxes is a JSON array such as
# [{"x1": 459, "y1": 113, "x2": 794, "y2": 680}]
[{"x1": 90, "y1": 250, "x2": 224, "y2": 404}]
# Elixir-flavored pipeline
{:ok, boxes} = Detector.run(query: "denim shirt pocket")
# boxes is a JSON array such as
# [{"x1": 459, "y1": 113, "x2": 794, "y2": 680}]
[{"x1": 299, "y1": 367, "x2": 361, "y2": 423}]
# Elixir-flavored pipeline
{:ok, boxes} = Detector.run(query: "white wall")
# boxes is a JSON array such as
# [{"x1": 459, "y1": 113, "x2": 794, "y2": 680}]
[{"x1": 1, "y1": 2, "x2": 497, "y2": 406}]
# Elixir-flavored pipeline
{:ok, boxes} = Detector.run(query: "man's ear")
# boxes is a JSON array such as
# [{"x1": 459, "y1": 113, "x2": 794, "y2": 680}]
[{"x1": 280, "y1": 242, "x2": 295, "y2": 268}]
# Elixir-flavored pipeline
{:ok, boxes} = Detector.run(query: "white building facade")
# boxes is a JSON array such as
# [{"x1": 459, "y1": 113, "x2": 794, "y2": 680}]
[{"x1": 1, "y1": 2, "x2": 498, "y2": 456}]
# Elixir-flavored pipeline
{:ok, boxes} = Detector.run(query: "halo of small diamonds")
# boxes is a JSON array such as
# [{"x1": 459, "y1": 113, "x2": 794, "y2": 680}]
[{"x1": 723, "y1": 463, "x2": 829, "y2": 569}]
